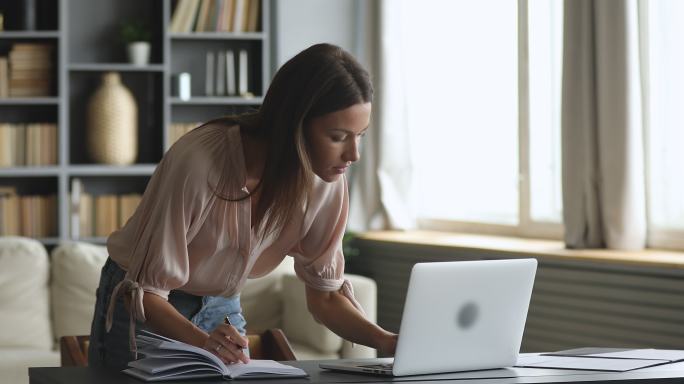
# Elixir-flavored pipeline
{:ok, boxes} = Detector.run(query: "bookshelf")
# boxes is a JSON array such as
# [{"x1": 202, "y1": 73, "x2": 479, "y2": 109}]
[{"x1": 0, "y1": 0, "x2": 270, "y2": 244}]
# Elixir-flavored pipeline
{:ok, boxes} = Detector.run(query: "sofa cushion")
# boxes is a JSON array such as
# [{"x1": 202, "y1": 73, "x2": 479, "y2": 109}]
[
  {"x1": 0, "y1": 237, "x2": 52, "y2": 349},
  {"x1": 281, "y1": 273, "x2": 343, "y2": 354},
  {"x1": 50, "y1": 242, "x2": 108, "y2": 342},
  {"x1": 0, "y1": 348, "x2": 60, "y2": 384},
  {"x1": 241, "y1": 257, "x2": 294, "y2": 331}
]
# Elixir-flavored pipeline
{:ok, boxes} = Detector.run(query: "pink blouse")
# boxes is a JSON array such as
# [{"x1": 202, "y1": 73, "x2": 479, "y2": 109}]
[{"x1": 104, "y1": 123, "x2": 364, "y2": 345}]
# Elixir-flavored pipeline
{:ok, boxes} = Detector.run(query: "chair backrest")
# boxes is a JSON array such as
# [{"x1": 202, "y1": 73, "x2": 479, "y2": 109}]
[
  {"x1": 246, "y1": 329, "x2": 297, "y2": 361},
  {"x1": 60, "y1": 335, "x2": 89, "y2": 367},
  {"x1": 60, "y1": 328, "x2": 297, "y2": 367}
]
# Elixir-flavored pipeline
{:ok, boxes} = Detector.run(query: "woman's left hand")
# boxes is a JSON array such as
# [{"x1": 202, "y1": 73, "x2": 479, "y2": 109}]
[{"x1": 376, "y1": 331, "x2": 398, "y2": 356}]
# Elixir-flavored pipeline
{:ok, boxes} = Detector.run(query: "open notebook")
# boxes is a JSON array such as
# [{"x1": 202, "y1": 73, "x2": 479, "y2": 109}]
[{"x1": 124, "y1": 330, "x2": 307, "y2": 381}]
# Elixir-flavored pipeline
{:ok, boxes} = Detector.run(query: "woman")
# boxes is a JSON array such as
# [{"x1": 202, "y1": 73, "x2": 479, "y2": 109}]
[{"x1": 89, "y1": 43, "x2": 398, "y2": 369}]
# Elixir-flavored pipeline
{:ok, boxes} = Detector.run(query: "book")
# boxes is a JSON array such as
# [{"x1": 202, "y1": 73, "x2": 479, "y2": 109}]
[
  {"x1": 169, "y1": 0, "x2": 190, "y2": 32},
  {"x1": 206, "y1": 51, "x2": 215, "y2": 96},
  {"x1": 216, "y1": 50, "x2": 225, "y2": 95},
  {"x1": 225, "y1": 50, "x2": 236, "y2": 95},
  {"x1": 232, "y1": 0, "x2": 246, "y2": 32},
  {"x1": 70, "y1": 178, "x2": 82, "y2": 238},
  {"x1": 194, "y1": 0, "x2": 212, "y2": 31},
  {"x1": 124, "y1": 330, "x2": 307, "y2": 381},
  {"x1": 246, "y1": 0, "x2": 260, "y2": 32},
  {"x1": 0, "y1": 57, "x2": 8, "y2": 98},
  {"x1": 238, "y1": 49, "x2": 248, "y2": 96}
]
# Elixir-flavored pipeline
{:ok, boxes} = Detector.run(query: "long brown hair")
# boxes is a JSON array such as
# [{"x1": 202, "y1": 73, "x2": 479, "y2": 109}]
[{"x1": 210, "y1": 43, "x2": 373, "y2": 237}]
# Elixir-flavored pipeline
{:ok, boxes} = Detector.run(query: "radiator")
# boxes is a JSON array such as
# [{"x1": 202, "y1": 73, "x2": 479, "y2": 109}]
[{"x1": 352, "y1": 240, "x2": 684, "y2": 352}]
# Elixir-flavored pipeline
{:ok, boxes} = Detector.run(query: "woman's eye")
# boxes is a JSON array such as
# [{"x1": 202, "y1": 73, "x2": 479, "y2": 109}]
[{"x1": 331, "y1": 135, "x2": 345, "y2": 142}]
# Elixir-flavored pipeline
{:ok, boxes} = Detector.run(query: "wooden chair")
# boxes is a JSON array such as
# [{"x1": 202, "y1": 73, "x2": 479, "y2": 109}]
[{"x1": 60, "y1": 329, "x2": 296, "y2": 367}]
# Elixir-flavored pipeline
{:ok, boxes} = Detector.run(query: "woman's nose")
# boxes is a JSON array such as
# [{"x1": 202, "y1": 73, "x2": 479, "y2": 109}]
[{"x1": 343, "y1": 139, "x2": 360, "y2": 163}]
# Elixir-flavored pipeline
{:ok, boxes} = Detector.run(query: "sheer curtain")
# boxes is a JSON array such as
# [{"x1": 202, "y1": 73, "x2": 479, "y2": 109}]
[{"x1": 348, "y1": 0, "x2": 416, "y2": 231}]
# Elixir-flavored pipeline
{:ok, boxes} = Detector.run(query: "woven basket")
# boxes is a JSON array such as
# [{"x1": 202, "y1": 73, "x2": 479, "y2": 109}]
[{"x1": 86, "y1": 72, "x2": 138, "y2": 165}]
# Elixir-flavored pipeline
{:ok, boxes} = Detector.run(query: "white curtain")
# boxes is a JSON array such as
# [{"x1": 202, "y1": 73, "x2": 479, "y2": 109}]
[
  {"x1": 561, "y1": 0, "x2": 646, "y2": 250},
  {"x1": 348, "y1": 0, "x2": 416, "y2": 231}
]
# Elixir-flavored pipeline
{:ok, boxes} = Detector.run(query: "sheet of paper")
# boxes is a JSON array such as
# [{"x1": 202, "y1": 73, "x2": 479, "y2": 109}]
[
  {"x1": 593, "y1": 349, "x2": 684, "y2": 361},
  {"x1": 516, "y1": 355, "x2": 668, "y2": 372}
]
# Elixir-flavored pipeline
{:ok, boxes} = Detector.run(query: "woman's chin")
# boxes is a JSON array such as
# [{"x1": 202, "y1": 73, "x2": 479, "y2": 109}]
[{"x1": 315, "y1": 171, "x2": 342, "y2": 183}]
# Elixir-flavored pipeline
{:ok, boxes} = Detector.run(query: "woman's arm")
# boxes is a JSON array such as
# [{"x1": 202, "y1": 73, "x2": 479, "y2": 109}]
[
  {"x1": 305, "y1": 286, "x2": 398, "y2": 356},
  {"x1": 141, "y1": 292, "x2": 249, "y2": 363},
  {"x1": 142, "y1": 292, "x2": 208, "y2": 346}
]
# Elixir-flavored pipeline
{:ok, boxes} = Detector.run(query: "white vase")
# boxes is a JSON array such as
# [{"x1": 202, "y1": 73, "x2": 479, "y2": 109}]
[
  {"x1": 127, "y1": 41, "x2": 150, "y2": 66},
  {"x1": 86, "y1": 72, "x2": 138, "y2": 165}
]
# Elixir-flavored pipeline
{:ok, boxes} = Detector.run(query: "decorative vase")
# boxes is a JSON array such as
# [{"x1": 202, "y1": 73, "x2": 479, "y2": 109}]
[
  {"x1": 127, "y1": 41, "x2": 150, "y2": 66},
  {"x1": 86, "y1": 72, "x2": 138, "y2": 165}
]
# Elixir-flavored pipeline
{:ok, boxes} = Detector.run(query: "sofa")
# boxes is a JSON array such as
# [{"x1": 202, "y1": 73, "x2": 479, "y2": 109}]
[{"x1": 0, "y1": 237, "x2": 377, "y2": 384}]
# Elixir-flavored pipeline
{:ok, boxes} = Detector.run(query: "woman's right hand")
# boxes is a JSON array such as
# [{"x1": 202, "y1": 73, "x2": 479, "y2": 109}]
[{"x1": 203, "y1": 323, "x2": 250, "y2": 364}]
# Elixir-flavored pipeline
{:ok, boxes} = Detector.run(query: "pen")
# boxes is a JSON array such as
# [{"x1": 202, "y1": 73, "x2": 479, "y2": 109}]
[{"x1": 224, "y1": 315, "x2": 245, "y2": 351}]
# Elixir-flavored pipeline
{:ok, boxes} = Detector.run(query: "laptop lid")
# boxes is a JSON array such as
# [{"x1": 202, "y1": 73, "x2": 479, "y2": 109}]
[{"x1": 391, "y1": 258, "x2": 537, "y2": 376}]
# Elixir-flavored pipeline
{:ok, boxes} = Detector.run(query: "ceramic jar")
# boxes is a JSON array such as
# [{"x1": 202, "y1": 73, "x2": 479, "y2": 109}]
[{"x1": 86, "y1": 72, "x2": 138, "y2": 165}]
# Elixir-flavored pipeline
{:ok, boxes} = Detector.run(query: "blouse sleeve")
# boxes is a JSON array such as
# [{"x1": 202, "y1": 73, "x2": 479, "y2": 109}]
[{"x1": 289, "y1": 176, "x2": 367, "y2": 317}]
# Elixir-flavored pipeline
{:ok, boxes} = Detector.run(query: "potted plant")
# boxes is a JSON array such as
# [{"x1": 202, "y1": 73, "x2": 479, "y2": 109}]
[{"x1": 119, "y1": 20, "x2": 151, "y2": 66}]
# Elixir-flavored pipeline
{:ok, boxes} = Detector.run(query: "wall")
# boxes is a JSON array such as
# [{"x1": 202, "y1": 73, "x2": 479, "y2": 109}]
[{"x1": 271, "y1": 0, "x2": 362, "y2": 69}]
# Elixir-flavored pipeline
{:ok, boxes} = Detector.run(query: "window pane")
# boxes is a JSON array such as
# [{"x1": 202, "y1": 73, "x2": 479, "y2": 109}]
[
  {"x1": 528, "y1": 0, "x2": 563, "y2": 223},
  {"x1": 645, "y1": 0, "x2": 684, "y2": 230},
  {"x1": 403, "y1": 0, "x2": 519, "y2": 224}
]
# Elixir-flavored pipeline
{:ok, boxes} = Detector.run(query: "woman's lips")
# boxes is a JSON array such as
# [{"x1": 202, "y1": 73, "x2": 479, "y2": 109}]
[{"x1": 333, "y1": 166, "x2": 348, "y2": 174}]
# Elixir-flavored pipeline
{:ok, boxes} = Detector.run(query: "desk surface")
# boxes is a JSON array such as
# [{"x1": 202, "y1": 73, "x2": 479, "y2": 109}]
[{"x1": 28, "y1": 360, "x2": 684, "y2": 384}]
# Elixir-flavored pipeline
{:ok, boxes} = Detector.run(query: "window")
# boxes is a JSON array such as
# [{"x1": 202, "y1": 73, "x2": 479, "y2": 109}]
[
  {"x1": 643, "y1": 0, "x2": 684, "y2": 248},
  {"x1": 400, "y1": 0, "x2": 563, "y2": 237}
]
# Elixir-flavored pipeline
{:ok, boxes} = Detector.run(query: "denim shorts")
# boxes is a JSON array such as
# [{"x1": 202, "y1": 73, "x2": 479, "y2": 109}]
[{"x1": 88, "y1": 257, "x2": 247, "y2": 369}]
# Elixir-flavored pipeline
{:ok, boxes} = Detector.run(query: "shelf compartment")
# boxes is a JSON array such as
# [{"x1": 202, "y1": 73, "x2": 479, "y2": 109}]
[
  {"x1": 67, "y1": 0, "x2": 164, "y2": 64},
  {"x1": 0, "y1": 0, "x2": 60, "y2": 31},
  {"x1": 0, "y1": 176, "x2": 59, "y2": 237},
  {"x1": 0, "y1": 38, "x2": 60, "y2": 97},
  {"x1": 170, "y1": 39, "x2": 263, "y2": 98},
  {"x1": 69, "y1": 175, "x2": 148, "y2": 239},
  {"x1": 69, "y1": 63, "x2": 165, "y2": 72},
  {"x1": 69, "y1": 71, "x2": 164, "y2": 165}
]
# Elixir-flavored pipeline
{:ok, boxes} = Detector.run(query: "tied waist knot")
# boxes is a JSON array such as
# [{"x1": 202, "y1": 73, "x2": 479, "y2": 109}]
[{"x1": 105, "y1": 278, "x2": 146, "y2": 357}]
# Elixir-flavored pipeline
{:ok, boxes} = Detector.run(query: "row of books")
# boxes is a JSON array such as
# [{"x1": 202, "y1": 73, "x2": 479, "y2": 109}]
[
  {"x1": 0, "y1": 123, "x2": 58, "y2": 167},
  {"x1": 170, "y1": 0, "x2": 260, "y2": 33},
  {"x1": 70, "y1": 179, "x2": 142, "y2": 238},
  {"x1": 0, "y1": 43, "x2": 54, "y2": 98},
  {"x1": 205, "y1": 49, "x2": 250, "y2": 97},
  {"x1": 0, "y1": 187, "x2": 57, "y2": 237},
  {"x1": 168, "y1": 122, "x2": 202, "y2": 149}
]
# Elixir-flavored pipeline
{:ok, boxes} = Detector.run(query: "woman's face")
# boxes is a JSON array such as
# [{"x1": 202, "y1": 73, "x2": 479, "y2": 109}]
[{"x1": 305, "y1": 102, "x2": 371, "y2": 182}]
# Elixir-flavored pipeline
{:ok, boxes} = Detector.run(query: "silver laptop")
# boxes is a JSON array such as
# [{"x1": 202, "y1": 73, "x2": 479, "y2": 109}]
[{"x1": 320, "y1": 258, "x2": 537, "y2": 376}]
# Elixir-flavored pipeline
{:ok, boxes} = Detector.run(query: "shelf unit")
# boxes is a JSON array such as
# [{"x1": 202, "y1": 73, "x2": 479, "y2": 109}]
[{"x1": 0, "y1": 0, "x2": 270, "y2": 245}]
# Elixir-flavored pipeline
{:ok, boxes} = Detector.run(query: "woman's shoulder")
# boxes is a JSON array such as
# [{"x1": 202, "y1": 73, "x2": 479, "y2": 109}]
[
  {"x1": 307, "y1": 175, "x2": 347, "y2": 212},
  {"x1": 166, "y1": 121, "x2": 239, "y2": 168}
]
